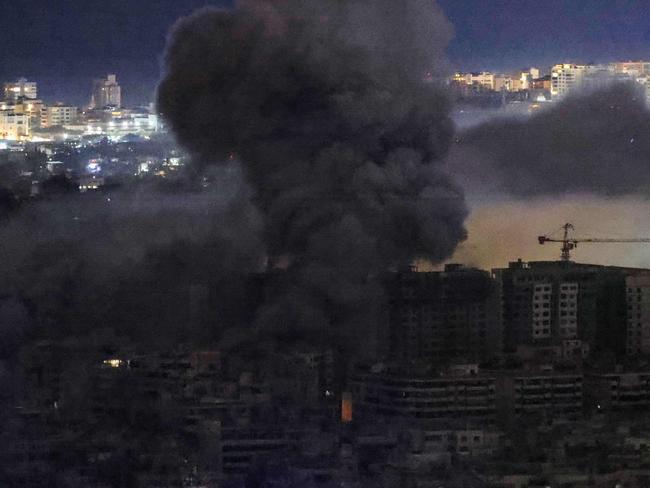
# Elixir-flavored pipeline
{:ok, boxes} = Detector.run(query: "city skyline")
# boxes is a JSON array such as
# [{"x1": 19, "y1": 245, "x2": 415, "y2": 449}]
[{"x1": 2, "y1": 0, "x2": 650, "y2": 104}]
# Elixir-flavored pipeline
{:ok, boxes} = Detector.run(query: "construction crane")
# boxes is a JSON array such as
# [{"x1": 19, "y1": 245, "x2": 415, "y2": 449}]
[{"x1": 538, "y1": 223, "x2": 650, "y2": 262}]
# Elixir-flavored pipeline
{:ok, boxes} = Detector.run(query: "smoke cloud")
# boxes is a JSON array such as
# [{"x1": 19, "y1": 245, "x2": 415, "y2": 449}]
[
  {"x1": 0, "y1": 182, "x2": 265, "y2": 346},
  {"x1": 157, "y1": 0, "x2": 468, "y2": 353},
  {"x1": 449, "y1": 83, "x2": 650, "y2": 197},
  {"x1": 437, "y1": 83, "x2": 650, "y2": 271}
]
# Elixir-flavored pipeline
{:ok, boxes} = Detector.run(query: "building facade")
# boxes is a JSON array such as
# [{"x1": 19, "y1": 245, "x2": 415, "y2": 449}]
[
  {"x1": 351, "y1": 367, "x2": 497, "y2": 421},
  {"x1": 493, "y1": 260, "x2": 650, "y2": 356},
  {"x1": 612, "y1": 61, "x2": 650, "y2": 77},
  {"x1": 387, "y1": 265, "x2": 502, "y2": 363},
  {"x1": 506, "y1": 373, "x2": 583, "y2": 418},
  {"x1": 626, "y1": 275, "x2": 650, "y2": 355},
  {"x1": 3, "y1": 78, "x2": 38, "y2": 101},
  {"x1": 0, "y1": 111, "x2": 30, "y2": 140},
  {"x1": 41, "y1": 104, "x2": 78, "y2": 128},
  {"x1": 550, "y1": 64, "x2": 589, "y2": 98},
  {"x1": 585, "y1": 371, "x2": 650, "y2": 412}
]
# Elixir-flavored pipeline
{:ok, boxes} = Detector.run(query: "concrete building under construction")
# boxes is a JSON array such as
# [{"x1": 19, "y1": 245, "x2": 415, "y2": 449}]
[
  {"x1": 386, "y1": 264, "x2": 502, "y2": 364},
  {"x1": 494, "y1": 260, "x2": 650, "y2": 358}
]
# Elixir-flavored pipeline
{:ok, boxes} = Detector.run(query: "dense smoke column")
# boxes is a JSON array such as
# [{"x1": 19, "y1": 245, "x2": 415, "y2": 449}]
[
  {"x1": 158, "y1": 0, "x2": 468, "y2": 354},
  {"x1": 452, "y1": 83, "x2": 650, "y2": 197}
]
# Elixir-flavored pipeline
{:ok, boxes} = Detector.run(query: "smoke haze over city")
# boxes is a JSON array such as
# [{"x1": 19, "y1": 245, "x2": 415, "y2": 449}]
[{"x1": 2, "y1": 1, "x2": 650, "y2": 487}]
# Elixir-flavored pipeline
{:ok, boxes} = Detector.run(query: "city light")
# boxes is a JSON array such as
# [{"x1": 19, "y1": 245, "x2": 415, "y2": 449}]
[
  {"x1": 86, "y1": 160, "x2": 101, "y2": 173},
  {"x1": 102, "y1": 359, "x2": 124, "y2": 368}
]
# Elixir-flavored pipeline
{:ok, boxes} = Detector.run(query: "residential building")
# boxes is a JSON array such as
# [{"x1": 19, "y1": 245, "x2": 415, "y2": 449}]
[
  {"x1": 528, "y1": 67, "x2": 541, "y2": 80},
  {"x1": 411, "y1": 427, "x2": 503, "y2": 458},
  {"x1": 550, "y1": 64, "x2": 589, "y2": 98},
  {"x1": 550, "y1": 62, "x2": 641, "y2": 98},
  {"x1": 497, "y1": 372, "x2": 583, "y2": 419},
  {"x1": 585, "y1": 371, "x2": 650, "y2": 412},
  {"x1": 509, "y1": 76, "x2": 525, "y2": 91},
  {"x1": 494, "y1": 260, "x2": 650, "y2": 356},
  {"x1": 41, "y1": 104, "x2": 78, "y2": 128},
  {"x1": 493, "y1": 74, "x2": 511, "y2": 92},
  {"x1": 531, "y1": 75, "x2": 552, "y2": 90},
  {"x1": 387, "y1": 264, "x2": 502, "y2": 363},
  {"x1": 0, "y1": 111, "x2": 30, "y2": 140},
  {"x1": 350, "y1": 365, "x2": 498, "y2": 421},
  {"x1": 612, "y1": 61, "x2": 650, "y2": 77},
  {"x1": 452, "y1": 72, "x2": 496, "y2": 91},
  {"x1": 626, "y1": 275, "x2": 650, "y2": 355},
  {"x1": 452, "y1": 68, "x2": 541, "y2": 93},
  {"x1": 1, "y1": 98, "x2": 43, "y2": 129},
  {"x1": 3, "y1": 78, "x2": 38, "y2": 101}
]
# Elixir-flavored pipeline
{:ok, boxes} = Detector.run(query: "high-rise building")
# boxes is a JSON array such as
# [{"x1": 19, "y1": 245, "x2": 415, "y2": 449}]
[
  {"x1": 90, "y1": 74, "x2": 121, "y2": 109},
  {"x1": 387, "y1": 265, "x2": 502, "y2": 363},
  {"x1": 550, "y1": 63, "x2": 640, "y2": 98},
  {"x1": 550, "y1": 64, "x2": 589, "y2": 98},
  {"x1": 550, "y1": 64, "x2": 620, "y2": 98},
  {"x1": 3, "y1": 78, "x2": 38, "y2": 101},
  {"x1": 494, "y1": 260, "x2": 650, "y2": 357},
  {"x1": 625, "y1": 275, "x2": 650, "y2": 355}
]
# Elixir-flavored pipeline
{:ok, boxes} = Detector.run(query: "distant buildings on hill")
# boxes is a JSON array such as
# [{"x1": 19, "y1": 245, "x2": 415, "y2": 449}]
[
  {"x1": 0, "y1": 74, "x2": 160, "y2": 142},
  {"x1": 450, "y1": 60, "x2": 650, "y2": 109}
]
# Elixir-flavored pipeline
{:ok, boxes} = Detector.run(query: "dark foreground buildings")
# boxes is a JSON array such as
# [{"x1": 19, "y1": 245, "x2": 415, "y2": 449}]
[
  {"x1": 494, "y1": 260, "x2": 650, "y2": 357},
  {"x1": 387, "y1": 264, "x2": 502, "y2": 364},
  {"x1": 8, "y1": 259, "x2": 650, "y2": 486},
  {"x1": 387, "y1": 260, "x2": 650, "y2": 366}
]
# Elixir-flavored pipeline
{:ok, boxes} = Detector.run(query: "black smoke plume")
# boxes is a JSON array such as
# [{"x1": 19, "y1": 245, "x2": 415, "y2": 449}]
[
  {"x1": 450, "y1": 83, "x2": 650, "y2": 197},
  {"x1": 0, "y1": 185, "x2": 265, "y2": 346},
  {"x1": 157, "y1": 0, "x2": 468, "y2": 354}
]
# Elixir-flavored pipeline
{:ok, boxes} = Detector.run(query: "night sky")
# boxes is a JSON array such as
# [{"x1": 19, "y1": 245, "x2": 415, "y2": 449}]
[{"x1": 1, "y1": 0, "x2": 649, "y2": 106}]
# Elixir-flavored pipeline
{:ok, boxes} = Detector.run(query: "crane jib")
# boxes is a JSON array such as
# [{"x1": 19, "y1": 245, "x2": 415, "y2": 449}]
[{"x1": 538, "y1": 223, "x2": 650, "y2": 261}]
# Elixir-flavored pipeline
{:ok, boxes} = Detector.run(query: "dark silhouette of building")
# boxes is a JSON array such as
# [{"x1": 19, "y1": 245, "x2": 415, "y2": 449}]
[
  {"x1": 494, "y1": 260, "x2": 650, "y2": 357},
  {"x1": 387, "y1": 265, "x2": 502, "y2": 364},
  {"x1": 90, "y1": 74, "x2": 121, "y2": 109}
]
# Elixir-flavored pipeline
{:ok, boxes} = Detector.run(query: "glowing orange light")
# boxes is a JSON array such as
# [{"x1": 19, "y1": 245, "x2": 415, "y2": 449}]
[{"x1": 341, "y1": 392, "x2": 353, "y2": 423}]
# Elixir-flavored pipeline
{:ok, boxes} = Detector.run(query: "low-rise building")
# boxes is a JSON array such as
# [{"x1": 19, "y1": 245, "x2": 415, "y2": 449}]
[
  {"x1": 350, "y1": 366, "x2": 497, "y2": 421},
  {"x1": 41, "y1": 104, "x2": 78, "y2": 128},
  {"x1": 0, "y1": 111, "x2": 30, "y2": 140},
  {"x1": 507, "y1": 373, "x2": 583, "y2": 418},
  {"x1": 585, "y1": 371, "x2": 650, "y2": 412}
]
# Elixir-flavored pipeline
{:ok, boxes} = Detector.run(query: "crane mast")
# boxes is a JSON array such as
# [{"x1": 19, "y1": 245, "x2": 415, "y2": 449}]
[{"x1": 538, "y1": 223, "x2": 650, "y2": 261}]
